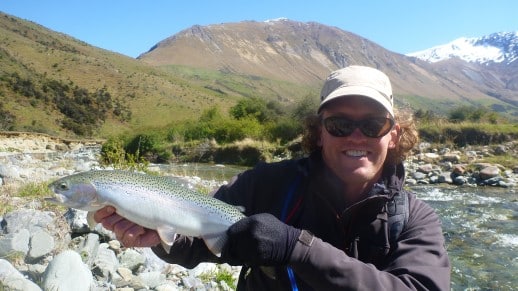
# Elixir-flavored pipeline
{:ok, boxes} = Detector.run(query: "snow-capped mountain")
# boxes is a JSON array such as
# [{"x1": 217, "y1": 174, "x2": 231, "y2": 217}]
[{"x1": 407, "y1": 31, "x2": 518, "y2": 64}]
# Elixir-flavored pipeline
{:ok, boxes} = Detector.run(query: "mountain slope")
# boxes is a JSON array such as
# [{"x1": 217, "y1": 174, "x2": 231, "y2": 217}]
[
  {"x1": 0, "y1": 12, "x2": 245, "y2": 137},
  {"x1": 1, "y1": 13, "x2": 517, "y2": 140},
  {"x1": 407, "y1": 32, "x2": 518, "y2": 109},
  {"x1": 139, "y1": 19, "x2": 518, "y2": 119}
]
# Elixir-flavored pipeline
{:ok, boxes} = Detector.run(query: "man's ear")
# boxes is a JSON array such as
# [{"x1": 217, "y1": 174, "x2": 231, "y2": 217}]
[{"x1": 388, "y1": 124, "x2": 400, "y2": 149}]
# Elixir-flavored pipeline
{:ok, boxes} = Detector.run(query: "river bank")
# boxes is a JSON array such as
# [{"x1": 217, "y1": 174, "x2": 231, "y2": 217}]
[{"x1": 0, "y1": 132, "x2": 517, "y2": 290}]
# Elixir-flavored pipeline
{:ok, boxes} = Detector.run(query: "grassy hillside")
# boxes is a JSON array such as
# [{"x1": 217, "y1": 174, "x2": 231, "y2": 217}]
[{"x1": 0, "y1": 13, "x2": 316, "y2": 139}]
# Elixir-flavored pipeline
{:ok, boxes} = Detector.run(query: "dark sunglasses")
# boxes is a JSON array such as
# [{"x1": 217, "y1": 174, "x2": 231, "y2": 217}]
[{"x1": 322, "y1": 116, "x2": 395, "y2": 138}]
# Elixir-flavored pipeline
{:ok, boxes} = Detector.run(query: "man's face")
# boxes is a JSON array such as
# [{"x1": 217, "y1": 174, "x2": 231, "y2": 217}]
[{"x1": 319, "y1": 96, "x2": 399, "y2": 192}]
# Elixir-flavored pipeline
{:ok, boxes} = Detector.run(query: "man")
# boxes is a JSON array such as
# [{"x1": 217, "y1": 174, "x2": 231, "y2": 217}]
[{"x1": 95, "y1": 65, "x2": 451, "y2": 290}]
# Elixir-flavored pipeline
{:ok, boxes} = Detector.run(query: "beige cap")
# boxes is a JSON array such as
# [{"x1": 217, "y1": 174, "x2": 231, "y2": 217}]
[{"x1": 319, "y1": 65, "x2": 394, "y2": 118}]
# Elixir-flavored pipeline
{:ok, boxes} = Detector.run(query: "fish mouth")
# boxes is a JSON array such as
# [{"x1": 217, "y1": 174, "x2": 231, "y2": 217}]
[{"x1": 44, "y1": 195, "x2": 65, "y2": 204}]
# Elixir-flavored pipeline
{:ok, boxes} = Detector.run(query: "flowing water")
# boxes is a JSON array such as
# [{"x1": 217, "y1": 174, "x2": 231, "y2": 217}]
[
  {"x1": 162, "y1": 163, "x2": 518, "y2": 290},
  {"x1": 414, "y1": 186, "x2": 518, "y2": 291}
]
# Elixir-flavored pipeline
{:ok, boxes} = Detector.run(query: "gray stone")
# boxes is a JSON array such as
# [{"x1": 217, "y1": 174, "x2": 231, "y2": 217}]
[
  {"x1": 442, "y1": 153, "x2": 461, "y2": 163},
  {"x1": 92, "y1": 243, "x2": 119, "y2": 279},
  {"x1": 75, "y1": 232, "x2": 100, "y2": 267},
  {"x1": 453, "y1": 176, "x2": 468, "y2": 185},
  {"x1": 42, "y1": 250, "x2": 93, "y2": 291},
  {"x1": 438, "y1": 172, "x2": 453, "y2": 184},
  {"x1": 28, "y1": 229, "x2": 55, "y2": 261},
  {"x1": 417, "y1": 164, "x2": 434, "y2": 174},
  {"x1": 0, "y1": 259, "x2": 42, "y2": 291},
  {"x1": 479, "y1": 166, "x2": 500, "y2": 180},
  {"x1": 64, "y1": 208, "x2": 91, "y2": 233},
  {"x1": 412, "y1": 172, "x2": 427, "y2": 180},
  {"x1": 0, "y1": 228, "x2": 30, "y2": 257},
  {"x1": 2, "y1": 209, "x2": 55, "y2": 234},
  {"x1": 118, "y1": 248, "x2": 146, "y2": 272},
  {"x1": 493, "y1": 145, "x2": 507, "y2": 155},
  {"x1": 405, "y1": 178, "x2": 417, "y2": 185},
  {"x1": 137, "y1": 271, "x2": 166, "y2": 289}
]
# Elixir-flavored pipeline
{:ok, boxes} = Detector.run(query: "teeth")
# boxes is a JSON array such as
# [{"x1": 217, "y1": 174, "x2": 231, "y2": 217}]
[{"x1": 346, "y1": 150, "x2": 367, "y2": 157}]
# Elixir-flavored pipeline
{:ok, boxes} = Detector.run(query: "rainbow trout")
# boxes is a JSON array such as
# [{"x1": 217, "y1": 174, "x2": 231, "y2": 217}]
[{"x1": 47, "y1": 170, "x2": 245, "y2": 256}]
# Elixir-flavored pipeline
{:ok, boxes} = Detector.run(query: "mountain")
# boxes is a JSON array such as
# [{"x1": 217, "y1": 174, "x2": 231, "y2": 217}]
[
  {"x1": 0, "y1": 12, "x2": 245, "y2": 137},
  {"x1": 139, "y1": 19, "x2": 518, "y2": 119},
  {"x1": 407, "y1": 32, "x2": 518, "y2": 64},
  {"x1": 407, "y1": 32, "x2": 518, "y2": 109},
  {"x1": 1, "y1": 13, "x2": 517, "y2": 139}
]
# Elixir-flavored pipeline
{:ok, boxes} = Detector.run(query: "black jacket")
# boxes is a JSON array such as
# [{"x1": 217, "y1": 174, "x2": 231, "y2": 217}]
[{"x1": 153, "y1": 152, "x2": 451, "y2": 290}]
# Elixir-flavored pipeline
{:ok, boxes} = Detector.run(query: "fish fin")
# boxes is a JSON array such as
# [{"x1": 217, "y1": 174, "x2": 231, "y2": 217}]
[
  {"x1": 156, "y1": 225, "x2": 177, "y2": 254},
  {"x1": 201, "y1": 232, "x2": 227, "y2": 257},
  {"x1": 86, "y1": 211, "x2": 98, "y2": 230}
]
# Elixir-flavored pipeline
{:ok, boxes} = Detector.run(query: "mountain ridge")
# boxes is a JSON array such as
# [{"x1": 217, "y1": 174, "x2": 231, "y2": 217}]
[
  {"x1": 1, "y1": 13, "x2": 517, "y2": 139},
  {"x1": 139, "y1": 19, "x2": 518, "y2": 118},
  {"x1": 407, "y1": 31, "x2": 518, "y2": 64}
]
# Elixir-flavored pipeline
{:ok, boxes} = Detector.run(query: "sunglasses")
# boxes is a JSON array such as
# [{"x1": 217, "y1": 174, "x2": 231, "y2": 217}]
[{"x1": 322, "y1": 116, "x2": 395, "y2": 138}]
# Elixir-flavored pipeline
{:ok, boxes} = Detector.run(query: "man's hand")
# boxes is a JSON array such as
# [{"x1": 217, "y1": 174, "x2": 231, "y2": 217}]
[
  {"x1": 94, "y1": 206, "x2": 161, "y2": 248},
  {"x1": 222, "y1": 213, "x2": 301, "y2": 266}
]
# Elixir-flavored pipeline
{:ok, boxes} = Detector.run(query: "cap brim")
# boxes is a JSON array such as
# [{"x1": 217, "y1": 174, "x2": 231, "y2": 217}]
[{"x1": 318, "y1": 85, "x2": 394, "y2": 118}]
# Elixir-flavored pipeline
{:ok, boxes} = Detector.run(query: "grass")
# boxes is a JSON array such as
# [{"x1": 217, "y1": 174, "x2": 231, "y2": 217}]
[
  {"x1": 477, "y1": 154, "x2": 517, "y2": 169},
  {"x1": 198, "y1": 267, "x2": 237, "y2": 290}
]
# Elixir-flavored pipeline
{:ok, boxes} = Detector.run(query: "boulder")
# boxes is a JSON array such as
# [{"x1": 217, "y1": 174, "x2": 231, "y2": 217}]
[{"x1": 42, "y1": 250, "x2": 93, "y2": 291}]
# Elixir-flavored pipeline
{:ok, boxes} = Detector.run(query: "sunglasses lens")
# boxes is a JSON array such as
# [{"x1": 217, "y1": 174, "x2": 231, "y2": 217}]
[
  {"x1": 324, "y1": 117, "x2": 354, "y2": 137},
  {"x1": 361, "y1": 118, "x2": 394, "y2": 137},
  {"x1": 324, "y1": 117, "x2": 394, "y2": 138}
]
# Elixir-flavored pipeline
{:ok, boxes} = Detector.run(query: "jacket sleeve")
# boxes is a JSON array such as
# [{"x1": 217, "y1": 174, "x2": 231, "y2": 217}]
[{"x1": 289, "y1": 194, "x2": 451, "y2": 290}]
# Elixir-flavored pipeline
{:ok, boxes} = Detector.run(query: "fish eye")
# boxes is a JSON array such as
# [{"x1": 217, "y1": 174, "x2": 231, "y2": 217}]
[{"x1": 58, "y1": 182, "x2": 69, "y2": 190}]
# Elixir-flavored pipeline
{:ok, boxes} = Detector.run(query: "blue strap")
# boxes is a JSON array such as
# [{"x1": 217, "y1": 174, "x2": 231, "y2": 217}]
[{"x1": 281, "y1": 175, "x2": 302, "y2": 291}]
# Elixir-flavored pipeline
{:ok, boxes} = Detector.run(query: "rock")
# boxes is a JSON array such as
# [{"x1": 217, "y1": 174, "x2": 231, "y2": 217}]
[
  {"x1": 417, "y1": 164, "x2": 434, "y2": 174},
  {"x1": 74, "y1": 233, "x2": 100, "y2": 267},
  {"x1": 27, "y1": 229, "x2": 55, "y2": 262},
  {"x1": 64, "y1": 208, "x2": 91, "y2": 234},
  {"x1": 137, "y1": 271, "x2": 167, "y2": 289},
  {"x1": 0, "y1": 259, "x2": 42, "y2": 291},
  {"x1": 42, "y1": 250, "x2": 93, "y2": 291},
  {"x1": 118, "y1": 248, "x2": 146, "y2": 272},
  {"x1": 479, "y1": 166, "x2": 501, "y2": 180},
  {"x1": 438, "y1": 172, "x2": 453, "y2": 184},
  {"x1": 405, "y1": 178, "x2": 417, "y2": 185},
  {"x1": 0, "y1": 229, "x2": 30, "y2": 257},
  {"x1": 92, "y1": 243, "x2": 119, "y2": 280},
  {"x1": 493, "y1": 145, "x2": 507, "y2": 155},
  {"x1": 412, "y1": 172, "x2": 427, "y2": 180},
  {"x1": 442, "y1": 153, "x2": 461, "y2": 163},
  {"x1": 452, "y1": 165, "x2": 466, "y2": 176},
  {"x1": 2, "y1": 209, "x2": 55, "y2": 234},
  {"x1": 453, "y1": 176, "x2": 468, "y2": 185}
]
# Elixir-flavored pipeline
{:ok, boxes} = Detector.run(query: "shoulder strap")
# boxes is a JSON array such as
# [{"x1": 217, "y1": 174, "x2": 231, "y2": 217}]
[{"x1": 386, "y1": 190, "x2": 409, "y2": 245}]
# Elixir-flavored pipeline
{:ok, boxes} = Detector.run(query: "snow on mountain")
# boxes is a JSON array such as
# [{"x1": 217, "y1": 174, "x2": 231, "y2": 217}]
[{"x1": 407, "y1": 31, "x2": 518, "y2": 64}]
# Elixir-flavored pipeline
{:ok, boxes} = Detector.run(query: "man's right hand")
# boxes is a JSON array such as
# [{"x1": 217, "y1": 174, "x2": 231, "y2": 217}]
[{"x1": 94, "y1": 206, "x2": 161, "y2": 248}]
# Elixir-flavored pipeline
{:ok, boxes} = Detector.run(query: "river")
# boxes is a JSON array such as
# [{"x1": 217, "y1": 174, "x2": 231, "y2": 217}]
[
  {"x1": 161, "y1": 163, "x2": 518, "y2": 291},
  {"x1": 415, "y1": 186, "x2": 517, "y2": 290}
]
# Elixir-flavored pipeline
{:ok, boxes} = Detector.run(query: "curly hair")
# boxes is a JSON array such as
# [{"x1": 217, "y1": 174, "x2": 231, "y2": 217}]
[{"x1": 301, "y1": 108, "x2": 419, "y2": 165}]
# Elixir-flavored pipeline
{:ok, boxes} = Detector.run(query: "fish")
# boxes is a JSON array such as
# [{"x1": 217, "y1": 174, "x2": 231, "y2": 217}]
[{"x1": 46, "y1": 169, "x2": 246, "y2": 257}]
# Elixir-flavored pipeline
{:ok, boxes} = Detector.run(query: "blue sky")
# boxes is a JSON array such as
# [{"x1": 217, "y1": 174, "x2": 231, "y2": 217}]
[{"x1": 1, "y1": 1, "x2": 517, "y2": 58}]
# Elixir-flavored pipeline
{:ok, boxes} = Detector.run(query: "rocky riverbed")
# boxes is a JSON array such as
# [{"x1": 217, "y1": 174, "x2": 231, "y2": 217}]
[{"x1": 1, "y1": 132, "x2": 517, "y2": 290}]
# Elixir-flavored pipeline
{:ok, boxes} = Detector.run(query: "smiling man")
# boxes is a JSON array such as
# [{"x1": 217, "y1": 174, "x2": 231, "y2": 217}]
[{"x1": 95, "y1": 65, "x2": 451, "y2": 290}]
